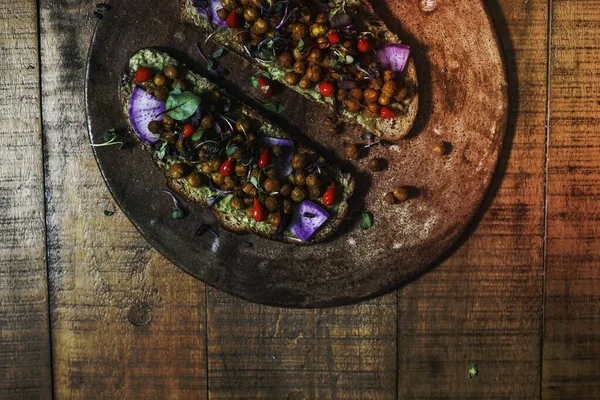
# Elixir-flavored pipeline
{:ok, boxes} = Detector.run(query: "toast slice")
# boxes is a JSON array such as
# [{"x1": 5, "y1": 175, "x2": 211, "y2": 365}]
[
  {"x1": 119, "y1": 48, "x2": 354, "y2": 244},
  {"x1": 181, "y1": 0, "x2": 419, "y2": 140}
]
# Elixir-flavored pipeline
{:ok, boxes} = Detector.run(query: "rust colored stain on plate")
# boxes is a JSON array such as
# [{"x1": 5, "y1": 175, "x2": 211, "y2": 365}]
[{"x1": 85, "y1": 0, "x2": 507, "y2": 307}]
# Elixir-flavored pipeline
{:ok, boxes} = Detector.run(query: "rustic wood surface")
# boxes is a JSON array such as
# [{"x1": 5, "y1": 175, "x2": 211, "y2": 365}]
[{"x1": 1, "y1": 0, "x2": 600, "y2": 398}]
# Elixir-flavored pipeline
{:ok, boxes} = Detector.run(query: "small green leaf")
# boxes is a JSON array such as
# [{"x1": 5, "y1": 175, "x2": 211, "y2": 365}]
[
  {"x1": 103, "y1": 128, "x2": 116, "y2": 142},
  {"x1": 192, "y1": 128, "x2": 206, "y2": 141},
  {"x1": 206, "y1": 59, "x2": 214, "y2": 71},
  {"x1": 359, "y1": 212, "x2": 373, "y2": 230},
  {"x1": 345, "y1": 55, "x2": 354, "y2": 64},
  {"x1": 211, "y1": 47, "x2": 225, "y2": 58},
  {"x1": 297, "y1": 39, "x2": 305, "y2": 51},
  {"x1": 96, "y1": 3, "x2": 112, "y2": 11},
  {"x1": 468, "y1": 363, "x2": 478, "y2": 379},
  {"x1": 154, "y1": 140, "x2": 168, "y2": 160},
  {"x1": 226, "y1": 145, "x2": 239, "y2": 156},
  {"x1": 165, "y1": 90, "x2": 201, "y2": 120},
  {"x1": 104, "y1": 210, "x2": 115, "y2": 216},
  {"x1": 251, "y1": 76, "x2": 259, "y2": 89},
  {"x1": 172, "y1": 208, "x2": 185, "y2": 219},
  {"x1": 264, "y1": 102, "x2": 285, "y2": 114},
  {"x1": 250, "y1": 176, "x2": 259, "y2": 188}
]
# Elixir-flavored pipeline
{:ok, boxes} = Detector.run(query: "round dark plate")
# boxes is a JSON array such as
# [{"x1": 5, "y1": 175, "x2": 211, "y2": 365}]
[{"x1": 86, "y1": 0, "x2": 507, "y2": 307}]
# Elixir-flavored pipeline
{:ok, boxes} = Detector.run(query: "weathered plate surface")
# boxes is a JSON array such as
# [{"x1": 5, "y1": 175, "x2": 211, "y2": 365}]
[{"x1": 86, "y1": 0, "x2": 507, "y2": 307}]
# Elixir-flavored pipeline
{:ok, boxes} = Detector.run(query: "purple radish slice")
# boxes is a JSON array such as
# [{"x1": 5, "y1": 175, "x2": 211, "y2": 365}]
[
  {"x1": 376, "y1": 44, "x2": 411, "y2": 73},
  {"x1": 128, "y1": 87, "x2": 166, "y2": 145},
  {"x1": 196, "y1": 0, "x2": 228, "y2": 27},
  {"x1": 258, "y1": 136, "x2": 294, "y2": 179},
  {"x1": 289, "y1": 201, "x2": 330, "y2": 242}
]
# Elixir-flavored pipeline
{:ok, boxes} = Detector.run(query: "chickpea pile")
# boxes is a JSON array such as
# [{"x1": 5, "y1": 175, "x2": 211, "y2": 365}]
[
  {"x1": 213, "y1": 0, "x2": 410, "y2": 120},
  {"x1": 137, "y1": 64, "x2": 339, "y2": 227}
]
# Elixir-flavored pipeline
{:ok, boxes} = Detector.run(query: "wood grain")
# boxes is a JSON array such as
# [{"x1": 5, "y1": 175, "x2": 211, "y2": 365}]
[
  {"x1": 39, "y1": 1, "x2": 208, "y2": 398},
  {"x1": 0, "y1": 0, "x2": 52, "y2": 398},
  {"x1": 207, "y1": 289, "x2": 397, "y2": 399},
  {"x1": 543, "y1": 0, "x2": 600, "y2": 397},
  {"x1": 396, "y1": 0, "x2": 548, "y2": 397}
]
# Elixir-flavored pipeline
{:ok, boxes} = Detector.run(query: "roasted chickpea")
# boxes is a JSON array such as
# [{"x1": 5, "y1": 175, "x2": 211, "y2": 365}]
[
  {"x1": 292, "y1": 47, "x2": 303, "y2": 60},
  {"x1": 378, "y1": 95, "x2": 392, "y2": 106},
  {"x1": 208, "y1": 158, "x2": 222, "y2": 172},
  {"x1": 319, "y1": 56, "x2": 331, "y2": 68},
  {"x1": 432, "y1": 142, "x2": 446, "y2": 156},
  {"x1": 345, "y1": 99, "x2": 361, "y2": 113},
  {"x1": 393, "y1": 186, "x2": 410, "y2": 202},
  {"x1": 294, "y1": 170, "x2": 307, "y2": 186},
  {"x1": 306, "y1": 173, "x2": 320, "y2": 188},
  {"x1": 315, "y1": 12, "x2": 328, "y2": 23},
  {"x1": 243, "y1": 6, "x2": 259, "y2": 22},
  {"x1": 280, "y1": 183, "x2": 292, "y2": 197},
  {"x1": 247, "y1": 132, "x2": 256, "y2": 144},
  {"x1": 284, "y1": 71, "x2": 300, "y2": 85},
  {"x1": 291, "y1": 23, "x2": 309, "y2": 41},
  {"x1": 200, "y1": 115, "x2": 214, "y2": 129},
  {"x1": 169, "y1": 163, "x2": 189, "y2": 179},
  {"x1": 250, "y1": 34, "x2": 262, "y2": 46},
  {"x1": 349, "y1": 87, "x2": 363, "y2": 100},
  {"x1": 395, "y1": 86, "x2": 408, "y2": 101},
  {"x1": 308, "y1": 185, "x2": 321, "y2": 200},
  {"x1": 249, "y1": 0, "x2": 263, "y2": 7},
  {"x1": 293, "y1": 59, "x2": 307, "y2": 75},
  {"x1": 234, "y1": 5, "x2": 244, "y2": 15},
  {"x1": 153, "y1": 73, "x2": 166, "y2": 87},
  {"x1": 216, "y1": 8, "x2": 229, "y2": 21},
  {"x1": 243, "y1": 182, "x2": 258, "y2": 197},
  {"x1": 291, "y1": 186, "x2": 307, "y2": 202},
  {"x1": 272, "y1": 145, "x2": 283, "y2": 157},
  {"x1": 162, "y1": 114, "x2": 175, "y2": 128},
  {"x1": 308, "y1": 48, "x2": 322, "y2": 63},
  {"x1": 147, "y1": 120, "x2": 163, "y2": 134},
  {"x1": 163, "y1": 65, "x2": 179, "y2": 80},
  {"x1": 384, "y1": 191, "x2": 396, "y2": 205},
  {"x1": 172, "y1": 79, "x2": 187, "y2": 91},
  {"x1": 187, "y1": 172, "x2": 205, "y2": 188},
  {"x1": 243, "y1": 197, "x2": 253, "y2": 206},
  {"x1": 368, "y1": 158, "x2": 384, "y2": 172},
  {"x1": 363, "y1": 88, "x2": 379, "y2": 104},
  {"x1": 220, "y1": 0, "x2": 237, "y2": 10},
  {"x1": 283, "y1": 199, "x2": 293, "y2": 214},
  {"x1": 383, "y1": 70, "x2": 395, "y2": 82},
  {"x1": 233, "y1": 29, "x2": 251, "y2": 44},
  {"x1": 267, "y1": 212, "x2": 282, "y2": 226},
  {"x1": 236, "y1": 118, "x2": 251, "y2": 133},
  {"x1": 223, "y1": 176, "x2": 238, "y2": 190},
  {"x1": 164, "y1": 131, "x2": 176, "y2": 143},
  {"x1": 382, "y1": 81, "x2": 398, "y2": 97},
  {"x1": 310, "y1": 23, "x2": 327, "y2": 38},
  {"x1": 154, "y1": 86, "x2": 169, "y2": 101},
  {"x1": 366, "y1": 103, "x2": 380, "y2": 115},
  {"x1": 336, "y1": 89, "x2": 348, "y2": 102},
  {"x1": 368, "y1": 77, "x2": 383, "y2": 90},
  {"x1": 198, "y1": 147, "x2": 209, "y2": 158},
  {"x1": 278, "y1": 52, "x2": 293, "y2": 68},
  {"x1": 264, "y1": 196, "x2": 278, "y2": 212},
  {"x1": 298, "y1": 76, "x2": 312, "y2": 89},
  {"x1": 316, "y1": 36, "x2": 329, "y2": 49},
  {"x1": 342, "y1": 39, "x2": 352, "y2": 48},
  {"x1": 231, "y1": 197, "x2": 245, "y2": 210},
  {"x1": 306, "y1": 63, "x2": 322, "y2": 82},
  {"x1": 235, "y1": 163, "x2": 248, "y2": 176},
  {"x1": 200, "y1": 162, "x2": 212, "y2": 175},
  {"x1": 212, "y1": 172, "x2": 225, "y2": 186},
  {"x1": 251, "y1": 18, "x2": 270, "y2": 35},
  {"x1": 344, "y1": 143, "x2": 360, "y2": 160},
  {"x1": 291, "y1": 153, "x2": 309, "y2": 170}
]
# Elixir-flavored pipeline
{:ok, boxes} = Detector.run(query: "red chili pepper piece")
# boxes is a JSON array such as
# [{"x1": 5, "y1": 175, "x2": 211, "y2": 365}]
[
  {"x1": 258, "y1": 148, "x2": 271, "y2": 168},
  {"x1": 257, "y1": 76, "x2": 274, "y2": 97},
  {"x1": 219, "y1": 157, "x2": 235, "y2": 177},
  {"x1": 226, "y1": 11, "x2": 240, "y2": 28},
  {"x1": 379, "y1": 106, "x2": 397, "y2": 119},
  {"x1": 133, "y1": 66, "x2": 154, "y2": 83},
  {"x1": 318, "y1": 82, "x2": 335, "y2": 97},
  {"x1": 182, "y1": 124, "x2": 195, "y2": 139},
  {"x1": 322, "y1": 182, "x2": 336, "y2": 206},
  {"x1": 357, "y1": 38, "x2": 372, "y2": 53},
  {"x1": 251, "y1": 198, "x2": 266, "y2": 222}
]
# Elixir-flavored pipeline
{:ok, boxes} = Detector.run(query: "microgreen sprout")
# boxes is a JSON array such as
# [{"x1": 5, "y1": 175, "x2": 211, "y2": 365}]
[
  {"x1": 360, "y1": 132, "x2": 382, "y2": 150},
  {"x1": 91, "y1": 129, "x2": 124, "y2": 149},
  {"x1": 156, "y1": 189, "x2": 185, "y2": 219}
]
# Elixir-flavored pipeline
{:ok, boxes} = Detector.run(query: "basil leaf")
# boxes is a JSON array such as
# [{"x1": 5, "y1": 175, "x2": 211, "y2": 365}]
[
  {"x1": 166, "y1": 90, "x2": 201, "y2": 121},
  {"x1": 264, "y1": 102, "x2": 285, "y2": 114},
  {"x1": 359, "y1": 212, "x2": 374, "y2": 230}
]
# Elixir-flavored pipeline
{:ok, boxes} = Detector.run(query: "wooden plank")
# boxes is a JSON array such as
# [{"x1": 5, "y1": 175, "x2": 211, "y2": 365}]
[
  {"x1": 396, "y1": 0, "x2": 548, "y2": 397},
  {"x1": 207, "y1": 289, "x2": 397, "y2": 399},
  {"x1": 0, "y1": 1, "x2": 53, "y2": 399},
  {"x1": 543, "y1": 0, "x2": 600, "y2": 397},
  {"x1": 39, "y1": 1, "x2": 208, "y2": 398}
]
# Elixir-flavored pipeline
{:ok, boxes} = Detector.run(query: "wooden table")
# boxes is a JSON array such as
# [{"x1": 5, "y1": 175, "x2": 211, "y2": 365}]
[{"x1": 1, "y1": 0, "x2": 598, "y2": 398}]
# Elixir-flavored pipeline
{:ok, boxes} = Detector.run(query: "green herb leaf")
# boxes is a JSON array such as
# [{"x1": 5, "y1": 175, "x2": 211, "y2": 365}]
[
  {"x1": 251, "y1": 76, "x2": 259, "y2": 89},
  {"x1": 104, "y1": 210, "x2": 115, "y2": 216},
  {"x1": 359, "y1": 212, "x2": 374, "y2": 230},
  {"x1": 468, "y1": 363, "x2": 478, "y2": 379},
  {"x1": 103, "y1": 128, "x2": 116, "y2": 142},
  {"x1": 192, "y1": 128, "x2": 206, "y2": 141},
  {"x1": 154, "y1": 140, "x2": 168, "y2": 160},
  {"x1": 226, "y1": 145, "x2": 239, "y2": 157},
  {"x1": 206, "y1": 59, "x2": 214, "y2": 71},
  {"x1": 250, "y1": 176, "x2": 259, "y2": 188},
  {"x1": 96, "y1": 3, "x2": 112, "y2": 11},
  {"x1": 212, "y1": 47, "x2": 225, "y2": 58},
  {"x1": 297, "y1": 39, "x2": 305, "y2": 51},
  {"x1": 264, "y1": 102, "x2": 285, "y2": 114},
  {"x1": 165, "y1": 90, "x2": 201, "y2": 121},
  {"x1": 172, "y1": 208, "x2": 185, "y2": 219}
]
